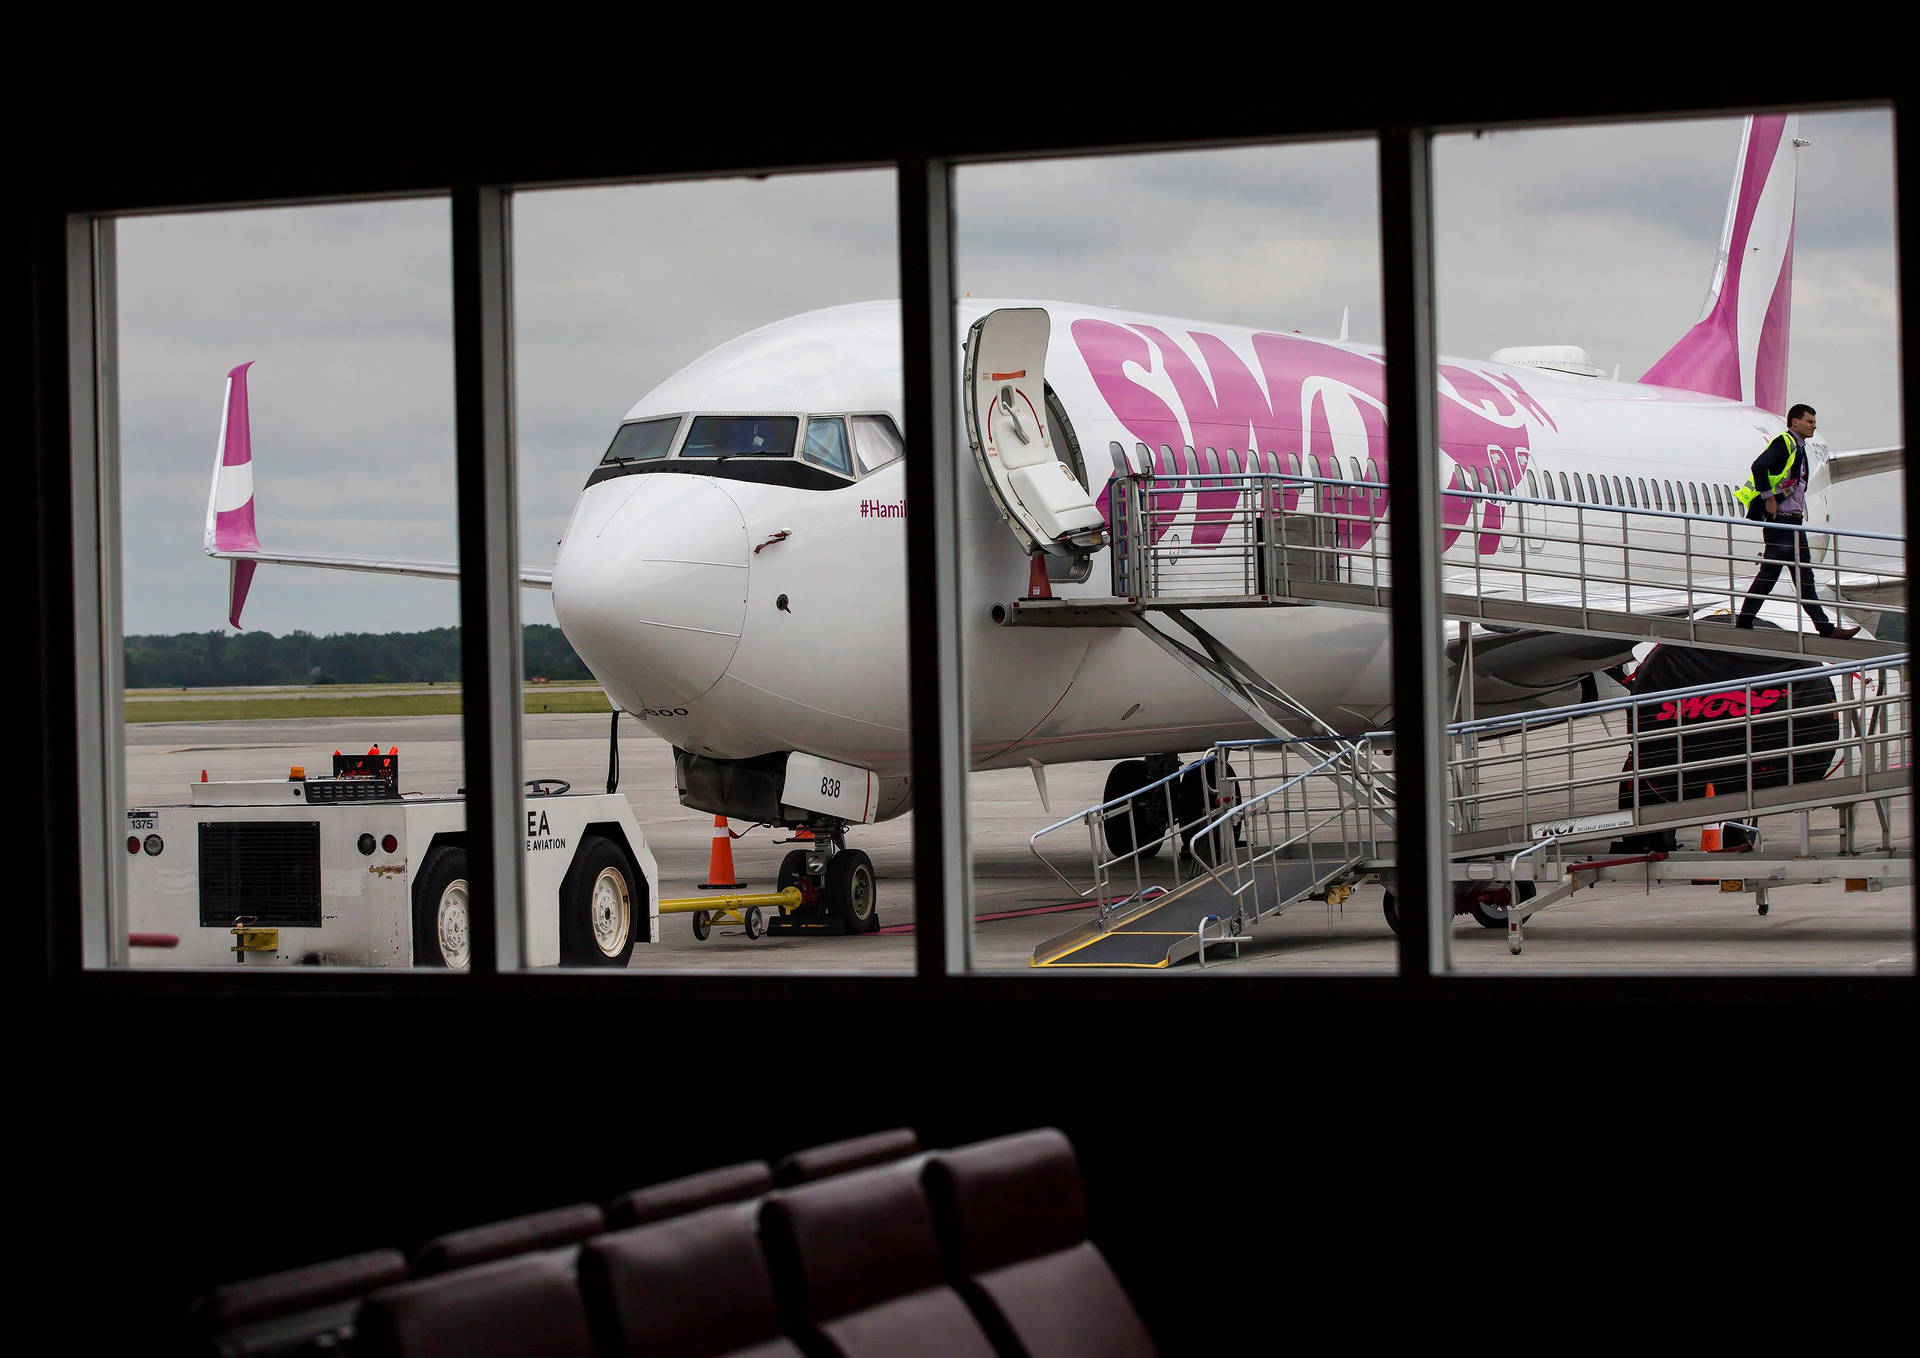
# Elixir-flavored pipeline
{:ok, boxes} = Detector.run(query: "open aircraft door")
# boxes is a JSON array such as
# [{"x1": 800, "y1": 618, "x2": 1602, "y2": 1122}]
[{"x1": 963, "y1": 308, "x2": 1106, "y2": 558}]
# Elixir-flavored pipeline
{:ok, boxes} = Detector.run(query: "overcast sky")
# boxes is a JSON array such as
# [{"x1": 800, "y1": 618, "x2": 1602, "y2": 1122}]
[{"x1": 115, "y1": 109, "x2": 1900, "y2": 638}]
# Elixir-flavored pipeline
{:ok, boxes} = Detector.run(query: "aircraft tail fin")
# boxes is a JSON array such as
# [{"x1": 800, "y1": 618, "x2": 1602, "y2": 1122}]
[
  {"x1": 1640, "y1": 114, "x2": 1801, "y2": 414},
  {"x1": 204, "y1": 361, "x2": 262, "y2": 628}
]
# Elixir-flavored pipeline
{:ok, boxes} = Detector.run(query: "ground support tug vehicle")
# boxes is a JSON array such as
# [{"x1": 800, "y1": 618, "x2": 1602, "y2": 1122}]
[{"x1": 126, "y1": 750, "x2": 658, "y2": 967}]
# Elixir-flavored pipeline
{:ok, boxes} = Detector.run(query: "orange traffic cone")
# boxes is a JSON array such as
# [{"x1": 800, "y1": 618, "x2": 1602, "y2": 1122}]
[
  {"x1": 1700, "y1": 784, "x2": 1721, "y2": 852},
  {"x1": 698, "y1": 815, "x2": 744, "y2": 890}
]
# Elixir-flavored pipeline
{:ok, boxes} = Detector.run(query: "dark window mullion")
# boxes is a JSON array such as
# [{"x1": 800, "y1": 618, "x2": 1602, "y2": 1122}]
[
  {"x1": 450, "y1": 185, "x2": 525, "y2": 973},
  {"x1": 1378, "y1": 128, "x2": 1452, "y2": 979},
  {"x1": 898, "y1": 156, "x2": 971, "y2": 978}
]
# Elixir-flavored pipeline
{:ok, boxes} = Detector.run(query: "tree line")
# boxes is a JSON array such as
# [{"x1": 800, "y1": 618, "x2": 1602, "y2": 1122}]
[{"x1": 125, "y1": 625, "x2": 594, "y2": 688}]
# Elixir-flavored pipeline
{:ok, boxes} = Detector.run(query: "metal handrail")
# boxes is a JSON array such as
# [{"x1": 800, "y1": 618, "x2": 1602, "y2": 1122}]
[{"x1": 1108, "y1": 469, "x2": 1907, "y2": 652}]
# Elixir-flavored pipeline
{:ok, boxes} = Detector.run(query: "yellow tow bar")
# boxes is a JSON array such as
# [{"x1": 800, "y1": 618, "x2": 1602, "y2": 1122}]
[{"x1": 658, "y1": 886, "x2": 805, "y2": 942}]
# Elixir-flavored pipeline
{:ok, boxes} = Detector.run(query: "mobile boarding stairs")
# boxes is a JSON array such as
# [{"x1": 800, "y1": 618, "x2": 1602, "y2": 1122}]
[
  {"x1": 1018, "y1": 470, "x2": 1909, "y2": 966},
  {"x1": 1029, "y1": 652, "x2": 1909, "y2": 964}
]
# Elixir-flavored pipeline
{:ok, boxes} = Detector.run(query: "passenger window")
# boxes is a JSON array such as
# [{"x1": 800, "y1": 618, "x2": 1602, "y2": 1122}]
[
  {"x1": 1611, "y1": 475, "x2": 1625, "y2": 505},
  {"x1": 1636, "y1": 477, "x2": 1648, "y2": 507},
  {"x1": 1365, "y1": 458, "x2": 1379, "y2": 485},
  {"x1": 1288, "y1": 453, "x2": 1301, "y2": 477},
  {"x1": 1625, "y1": 478, "x2": 1638, "y2": 508},
  {"x1": 802, "y1": 417, "x2": 854, "y2": 476},
  {"x1": 1689, "y1": 483, "x2": 1701, "y2": 514},
  {"x1": 850, "y1": 414, "x2": 905, "y2": 473},
  {"x1": 1202, "y1": 447, "x2": 1220, "y2": 482},
  {"x1": 1558, "y1": 471, "x2": 1571, "y2": 500},
  {"x1": 1586, "y1": 474, "x2": 1599, "y2": 502},
  {"x1": 1599, "y1": 476, "x2": 1613, "y2": 505},
  {"x1": 1350, "y1": 457, "x2": 1363, "y2": 482},
  {"x1": 1526, "y1": 470, "x2": 1538, "y2": 497}
]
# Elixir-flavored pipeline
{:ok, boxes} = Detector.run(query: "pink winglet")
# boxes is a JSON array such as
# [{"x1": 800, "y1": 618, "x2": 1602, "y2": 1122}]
[
  {"x1": 213, "y1": 361, "x2": 262, "y2": 554},
  {"x1": 1640, "y1": 116, "x2": 1796, "y2": 412},
  {"x1": 228, "y1": 560, "x2": 258, "y2": 630}
]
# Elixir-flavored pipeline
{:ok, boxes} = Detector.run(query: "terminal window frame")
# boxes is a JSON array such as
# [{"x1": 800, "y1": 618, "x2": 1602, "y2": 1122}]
[{"x1": 41, "y1": 100, "x2": 1912, "y2": 1000}]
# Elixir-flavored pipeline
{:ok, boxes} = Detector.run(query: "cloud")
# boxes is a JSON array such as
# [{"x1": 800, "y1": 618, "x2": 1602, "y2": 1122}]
[{"x1": 114, "y1": 111, "x2": 1902, "y2": 636}]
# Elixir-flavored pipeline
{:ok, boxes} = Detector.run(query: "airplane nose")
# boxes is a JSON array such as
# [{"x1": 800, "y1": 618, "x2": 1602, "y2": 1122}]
[{"x1": 552, "y1": 477, "x2": 750, "y2": 704}]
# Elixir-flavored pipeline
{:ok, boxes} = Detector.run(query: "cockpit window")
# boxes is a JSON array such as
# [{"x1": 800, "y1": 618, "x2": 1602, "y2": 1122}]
[
  {"x1": 680, "y1": 415, "x2": 799, "y2": 459},
  {"x1": 801, "y1": 417, "x2": 854, "y2": 476},
  {"x1": 851, "y1": 414, "x2": 904, "y2": 473},
  {"x1": 599, "y1": 416, "x2": 680, "y2": 465}
]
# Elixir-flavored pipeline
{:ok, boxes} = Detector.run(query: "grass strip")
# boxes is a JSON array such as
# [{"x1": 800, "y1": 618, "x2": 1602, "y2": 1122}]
[{"x1": 127, "y1": 691, "x2": 613, "y2": 723}]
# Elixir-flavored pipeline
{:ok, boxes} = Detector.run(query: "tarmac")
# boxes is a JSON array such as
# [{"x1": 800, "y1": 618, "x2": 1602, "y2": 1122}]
[{"x1": 125, "y1": 712, "x2": 1914, "y2": 974}]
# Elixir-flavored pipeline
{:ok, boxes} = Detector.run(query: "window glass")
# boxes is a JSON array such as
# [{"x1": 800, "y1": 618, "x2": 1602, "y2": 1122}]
[
  {"x1": 955, "y1": 137, "x2": 1390, "y2": 979},
  {"x1": 1638, "y1": 477, "x2": 1649, "y2": 507},
  {"x1": 1625, "y1": 477, "x2": 1638, "y2": 508},
  {"x1": 1600, "y1": 476, "x2": 1613, "y2": 505},
  {"x1": 801, "y1": 417, "x2": 854, "y2": 476},
  {"x1": 851, "y1": 414, "x2": 905, "y2": 473},
  {"x1": 113, "y1": 198, "x2": 464, "y2": 972},
  {"x1": 1587, "y1": 473, "x2": 1600, "y2": 502},
  {"x1": 1560, "y1": 471, "x2": 1572, "y2": 500},
  {"x1": 1526, "y1": 470, "x2": 1538, "y2": 497},
  {"x1": 1611, "y1": 475, "x2": 1625, "y2": 505},
  {"x1": 511, "y1": 167, "x2": 906, "y2": 978},
  {"x1": 601, "y1": 416, "x2": 680, "y2": 464},
  {"x1": 680, "y1": 415, "x2": 799, "y2": 458},
  {"x1": 1366, "y1": 458, "x2": 1380, "y2": 484}
]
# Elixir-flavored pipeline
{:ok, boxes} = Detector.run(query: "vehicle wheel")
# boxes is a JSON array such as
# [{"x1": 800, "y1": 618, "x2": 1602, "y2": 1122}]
[
  {"x1": 560, "y1": 834, "x2": 639, "y2": 967},
  {"x1": 744, "y1": 906, "x2": 764, "y2": 939},
  {"x1": 824, "y1": 849, "x2": 878, "y2": 933},
  {"x1": 412, "y1": 843, "x2": 470, "y2": 969},
  {"x1": 777, "y1": 849, "x2": 812, "y2": 914},
  {"x1": 1463, "y1": 881, "x2": 1536, "y2": 930},
  {"x1": 1382, "y1": 889, "x2": 1400, "y2": 935},
  {"x1": 692, "y1": 910, "x2": 712, "y2": 941},
  {"x1": 1101, "y1": 760, "x2": 1167, "y2": 861}
]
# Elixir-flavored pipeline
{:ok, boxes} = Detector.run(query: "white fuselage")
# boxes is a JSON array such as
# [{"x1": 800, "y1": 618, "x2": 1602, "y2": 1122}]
[{"x1": 551, "y1": 300, "x2": 1823, "y2": 816}]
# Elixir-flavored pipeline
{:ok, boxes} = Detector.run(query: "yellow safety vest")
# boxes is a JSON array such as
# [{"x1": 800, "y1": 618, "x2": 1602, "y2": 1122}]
[{"x1": 1733, "y1": 432, "x2": 1800, "y2": 512}]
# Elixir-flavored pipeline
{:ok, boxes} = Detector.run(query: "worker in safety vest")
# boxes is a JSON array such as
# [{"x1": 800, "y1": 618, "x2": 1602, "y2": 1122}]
[{"x1": 1733, "y1": 402, "x2": 1859, "y2": 638}]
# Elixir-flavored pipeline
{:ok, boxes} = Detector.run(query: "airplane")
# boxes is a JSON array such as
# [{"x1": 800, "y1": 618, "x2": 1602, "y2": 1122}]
[{"x1": 202, "y1": 113, "x2": 1902, "y2": 934}]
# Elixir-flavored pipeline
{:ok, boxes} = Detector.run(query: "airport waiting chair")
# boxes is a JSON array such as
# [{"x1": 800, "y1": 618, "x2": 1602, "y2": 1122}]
[
  {"x1": 923, "y1": 1129, "x2": 1157, "y2": 1358},
  {"x1": 605, "y1": 1159, "x2": 774, "y2": 1230},
  {"x1": 408, "y1": 1202, "x2": 606, "y2": 1277},
  {"x1": 354, "y1": 1251, "x2": 594, "y2": 1358},
  {"x1": 771, "y1": 1127, "x2": 919, "y2": 1188},
  {"x1": 184, "y1": 1247, "x2": 408, "y2": 1357},
  {"x1": 758, "y1": 1159, "x2": 998, "y2": 1358},
  {"x1": 579, "y1": 1200, "x2": 800, "y2": 1358}
]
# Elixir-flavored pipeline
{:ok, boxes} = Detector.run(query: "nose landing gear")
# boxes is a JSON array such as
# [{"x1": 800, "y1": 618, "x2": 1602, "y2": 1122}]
[{"x1": 767, "y1": 826, "x2": 880, "y2": 936}]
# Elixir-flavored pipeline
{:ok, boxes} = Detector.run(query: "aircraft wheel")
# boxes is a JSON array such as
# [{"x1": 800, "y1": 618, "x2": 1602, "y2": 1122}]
[
  {"x1": 1382, "y1": 889, "x2": 1400, "y2": 935},
  {"x1": 1178, "y1": 760, "x2": 1237, "y2": 863},
  {"x1": 692, "y1": 910, "x2": 712, "y2": 941},
  {"x1": 777, "y1": 849, "x2": 811, "y2": 914},
  {"x1": 825, "y1": 849, "x2": 878, "y2": 933},
  {"x1": 1101, "y1": 760, "x2": 1167, "y2": 861},
  {"x1": 743, "y1": 906, "x2": 764, "y2": 939}
]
